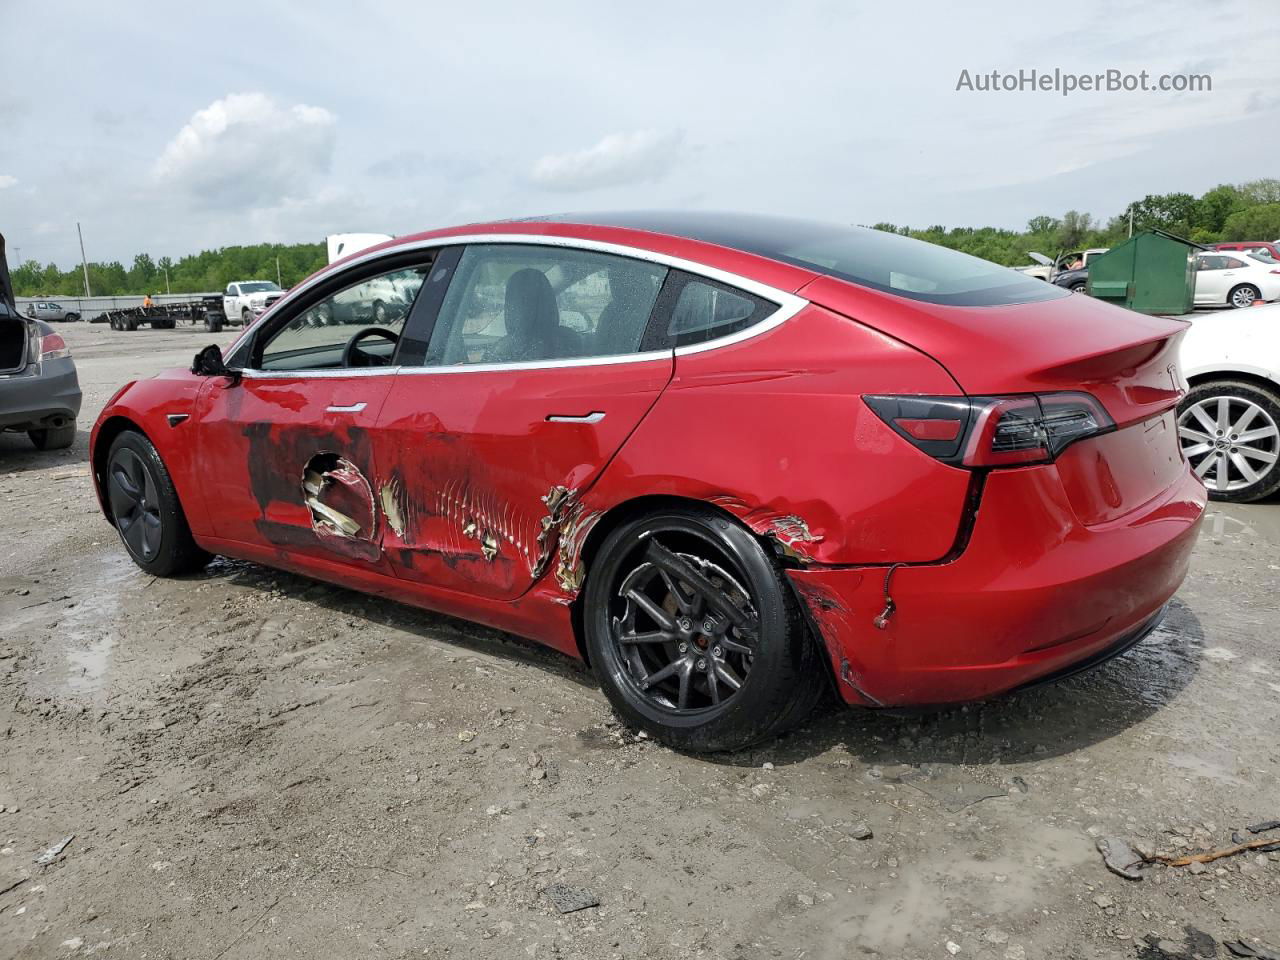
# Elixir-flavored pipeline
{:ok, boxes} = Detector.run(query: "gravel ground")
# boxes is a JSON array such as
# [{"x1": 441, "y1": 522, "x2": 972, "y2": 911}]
[{"x1": 1, "y1": 321, "x2": 1278, "y2": 960}]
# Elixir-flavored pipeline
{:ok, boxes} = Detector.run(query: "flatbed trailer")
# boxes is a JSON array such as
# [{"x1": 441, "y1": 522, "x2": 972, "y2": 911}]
[{"x1": 103, "y1": 296, "x2": 227, "y2": 331}]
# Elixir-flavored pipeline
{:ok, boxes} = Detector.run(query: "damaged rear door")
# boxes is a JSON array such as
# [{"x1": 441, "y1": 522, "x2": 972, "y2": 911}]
[
  {"x1": 194, "y1": 257, "x2": 436, "y2": 568},
  {"x1": 374, "y1": 242, "x2": 673, "y2": 601}
]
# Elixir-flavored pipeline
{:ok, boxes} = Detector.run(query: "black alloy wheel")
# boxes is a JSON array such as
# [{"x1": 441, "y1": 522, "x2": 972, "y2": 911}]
[
  {"x1": 584, "y1": 506, "x2": 826, "y2": 752},
  {"x1": 106, "y1": 431, "x2": 210, "y2": 576}
]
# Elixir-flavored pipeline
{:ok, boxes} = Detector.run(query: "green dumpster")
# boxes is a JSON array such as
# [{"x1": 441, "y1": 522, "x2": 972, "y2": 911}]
[{"x1": 1087, "y1": 229, "x2": 1203, "y2": 315}]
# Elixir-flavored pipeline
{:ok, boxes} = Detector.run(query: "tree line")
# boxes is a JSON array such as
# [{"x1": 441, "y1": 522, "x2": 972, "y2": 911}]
[
  {"x1": 867, "y1": 178, "x2": 1280, "y2": 265},
  {"x1": 9, "y1": 178, "x2": 1280, "y2": 297},
  {"x1": 10, "y1": 241, "x2": 328, "y2": 298}
]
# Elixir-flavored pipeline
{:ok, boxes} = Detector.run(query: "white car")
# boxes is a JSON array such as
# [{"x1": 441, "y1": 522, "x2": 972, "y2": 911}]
[
  {"x1": 1178, "y1": 304, "x2": 1280, "y2": 502},
  {"x1": 223, "y1": 280, "x2": 285, "y2": 325},
  {"x1": 1193, "y1": 251, "x2": 1280, "y2": 309}
]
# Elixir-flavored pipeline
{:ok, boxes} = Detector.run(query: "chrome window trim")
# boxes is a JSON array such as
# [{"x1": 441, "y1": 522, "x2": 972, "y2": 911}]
[{"x1": 230, "y1": 233, "x2": 808, "y2": 378}]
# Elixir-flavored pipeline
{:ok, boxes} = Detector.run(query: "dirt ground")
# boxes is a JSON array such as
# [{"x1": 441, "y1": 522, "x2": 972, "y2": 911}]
[{"x1": 1, "y1": 320, "x2": 1278, "y2": 960}]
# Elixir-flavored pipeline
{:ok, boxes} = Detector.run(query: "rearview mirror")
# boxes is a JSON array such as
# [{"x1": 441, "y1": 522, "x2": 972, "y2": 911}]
[{"x1": 191, "y1": 343, "x2": 238, "y2": 380}]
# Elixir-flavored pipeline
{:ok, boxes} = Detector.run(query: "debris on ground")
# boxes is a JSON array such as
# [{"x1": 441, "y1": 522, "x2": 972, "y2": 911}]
[
  {"x1": 1224, "y1": 940, "x2": 1280, "y2": 960},
  {"x1": 1245, "y1": 820, "x2": 1280, "y2": 834},
  {"x1": 542, "y1": 883, "x2": 600, "y2": 914},
  {"x1": 1097, "y1": 836, "x2": 1149, "y2": 880},
  {"x1": 34, "y1": 835, "x2": 74, "y2": 865},
  {"x1": 1157, "y1": 837, "x2": 1280, "y2": 866},
  {"x1": 1099, "y1": 825, "x2": 1280, "y2": 879},
  {"x1": 847, "y1": 822, "x2": 873, "y2": 840}
]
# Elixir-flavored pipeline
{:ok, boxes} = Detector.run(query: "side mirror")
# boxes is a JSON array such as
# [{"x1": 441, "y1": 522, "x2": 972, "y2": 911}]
[{"x1": 191, "y1": 344, "x2": 239, "y2": 381}]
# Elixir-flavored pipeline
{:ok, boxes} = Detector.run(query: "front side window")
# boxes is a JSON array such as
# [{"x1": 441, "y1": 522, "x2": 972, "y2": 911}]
[
  {"x1": 425, "y1": 245, "x2": 667, "y2": 365},
  {"x1": 257, "y1": 265, "x2": 429, "y2": 371}
]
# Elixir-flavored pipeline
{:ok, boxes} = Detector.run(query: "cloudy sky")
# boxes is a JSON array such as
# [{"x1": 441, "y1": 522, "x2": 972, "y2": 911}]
[{"x1": 1, "y1": 0, "x2": 1276, "y2": 267}]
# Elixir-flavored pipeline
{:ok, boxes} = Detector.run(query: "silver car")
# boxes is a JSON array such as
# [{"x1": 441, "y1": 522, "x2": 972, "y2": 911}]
[{"x1": 25, "y1": 300, "x2": 81, "y2": 322}]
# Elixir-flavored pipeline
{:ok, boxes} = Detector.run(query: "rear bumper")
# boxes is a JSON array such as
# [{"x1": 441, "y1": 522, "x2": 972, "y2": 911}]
[
  {"x1": 0, "y1": 361, "x2": 82, "y2": 430},
  {"x1": 788, "y1": 461, "x2": 1206, "y2": 707}
]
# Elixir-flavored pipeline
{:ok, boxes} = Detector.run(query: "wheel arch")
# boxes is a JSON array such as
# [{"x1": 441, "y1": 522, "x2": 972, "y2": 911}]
[
  {"x1": 92, "y1": 415, "x2": 151, "y2": 524},
  {"x1": 1185, "y1": 369, "x2": 1280, "y2": 399},
  {"x1": 566, "y1": 492, "x2": 816, "y2": 665}
]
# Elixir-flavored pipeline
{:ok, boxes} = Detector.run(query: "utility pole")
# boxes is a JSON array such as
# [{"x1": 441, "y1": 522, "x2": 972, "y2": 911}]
[
  {"x1": 1128, "y1": 207, "x2": 1134, "y2": 239},
  {"x1": 164, "y1": 266, "x2": 171, "y2": 295},
  {"x1": 76, "y1": 221, "x2": 92, "y2": 297},
  {"x1": 276, "y1": 255, "x2": 282, "y2": 287}
]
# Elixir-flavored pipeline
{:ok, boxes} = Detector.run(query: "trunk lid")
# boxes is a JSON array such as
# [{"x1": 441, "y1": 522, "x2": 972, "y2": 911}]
[{"x1": 801, "y1": 275, "x2": 1188, "y2": 426}]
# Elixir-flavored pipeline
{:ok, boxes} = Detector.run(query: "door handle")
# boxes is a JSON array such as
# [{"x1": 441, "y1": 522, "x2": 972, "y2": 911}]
[
  {"x1": 546, "y1": 412, "x2": 605, "y2": 424},
  {"x1": 326, "y1": 402, "x2": 367, "y2": 413}
]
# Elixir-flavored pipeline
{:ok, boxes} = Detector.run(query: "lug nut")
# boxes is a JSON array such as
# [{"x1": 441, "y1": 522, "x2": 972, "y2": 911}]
[
  {"x1": 711, "y1": 645, "x2": 723, "y2": 658},
  {"x1": 677, "y1": 617, "x2": 692, "y2": 632},
  {"x1": 702, "y1": 619, "x2": 716, "y2": 633},
  {"x1": 696, "y1": 658, "x2": 706, "y2": 670},
  {"x1": 678, "y1": 642, "x2": 688, "y2": 654}
]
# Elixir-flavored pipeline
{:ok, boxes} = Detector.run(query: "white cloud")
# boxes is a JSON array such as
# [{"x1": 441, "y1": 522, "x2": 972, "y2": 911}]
[
  {"x1": 153, "y1": 93, "x2": 336, "y2": 208},
  {"x1": 0, "y1": 175, "x2": 16, "y2": 189},
  {"x1": 531, "y1": 130, "x2": 683, "y2": 192}
]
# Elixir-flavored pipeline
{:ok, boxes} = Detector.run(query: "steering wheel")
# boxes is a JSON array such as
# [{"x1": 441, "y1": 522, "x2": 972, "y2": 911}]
[{"x1": 342, "y1": 327, "x2": 400, "y2": 368}]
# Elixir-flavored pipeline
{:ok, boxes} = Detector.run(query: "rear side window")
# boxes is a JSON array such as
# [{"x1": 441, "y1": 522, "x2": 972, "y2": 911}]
[{"x1": 658, "y1": 275, "x2": 774, "y2": 346}]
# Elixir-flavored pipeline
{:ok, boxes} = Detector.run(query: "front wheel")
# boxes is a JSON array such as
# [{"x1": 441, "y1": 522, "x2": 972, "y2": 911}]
[
  {"x1": 1070, "y1": 281, "x2": 1087, "y2": 294},
  {"x1": 241, "y1": 307, "x2": 252, "y2": 325},
  {"x1": 106, "y1": 430, "x2": 211, "y2": 576},
  {"x1": 1179, "y1": 380, "x2": 1280, "y2": 502},
  {"x1": 1229, "y1": 284, "x2": 1260, "y2": 309},
  {"x1": 583, "y1": 506, "x2": 826, "y2": 752}
]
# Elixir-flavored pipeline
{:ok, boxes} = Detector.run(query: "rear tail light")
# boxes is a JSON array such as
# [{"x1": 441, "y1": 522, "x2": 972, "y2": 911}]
[
  {"x1": 864, "y1": 392, "x2": 1114, "y2": 468},
  {"x1": 40, "y1": 332, "x2": 72, "y2": 360}
]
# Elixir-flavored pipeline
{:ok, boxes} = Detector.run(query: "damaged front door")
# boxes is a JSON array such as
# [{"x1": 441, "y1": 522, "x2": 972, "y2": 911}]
[
  {"x1": 194, "y1": 260, "x2": 433, "y2": 569},
  {"x1": 373, "y1": 242, "x2": 674, "y2": 601}
]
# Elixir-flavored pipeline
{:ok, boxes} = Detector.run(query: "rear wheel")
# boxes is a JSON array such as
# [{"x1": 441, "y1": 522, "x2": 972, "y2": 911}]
[
  {"x1": 583, "y1": 506, "x2": 826, "y2": 752},
  {"x1": 1228, "y1": 284, "x2": 1260, "y2": 309},
  {"x1": 1179, "y1": 380, "x2": 1280, "y2": 502},
  {"x1": 29, "y1": 423, "x2": 76, "y2": 450},
  {"x1": 206, "y1": 313, "x2": 224, "y2": 333},
  {"x1": 1070, "y1": 281, "x2": 1087, "y2": 294},
  {"x1": 106, "y1": 430, "x2": 210, "y2": 575}
]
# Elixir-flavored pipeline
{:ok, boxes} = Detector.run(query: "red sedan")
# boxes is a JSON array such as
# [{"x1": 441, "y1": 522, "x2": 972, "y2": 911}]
[{"x1": 90, "y1": 213, "x2": 1206, "y2": 751}]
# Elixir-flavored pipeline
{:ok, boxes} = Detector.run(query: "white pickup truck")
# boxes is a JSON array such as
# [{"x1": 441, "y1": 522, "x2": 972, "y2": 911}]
[{"x1": 223, "y1": 280, "x2": 285, "y2": 326}]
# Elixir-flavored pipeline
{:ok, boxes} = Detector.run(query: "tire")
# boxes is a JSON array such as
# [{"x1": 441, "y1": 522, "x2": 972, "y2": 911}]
[
  {"x1": 28, "y1": 422, "x2": 76, "y2": 450},
  {"x1": 1070, "y1": 281, "x2": 1087, "y2": 294},
  {"x1": 583, "y1": 505, "x2": 826, "y2": 752},
  {"x1": 65, "y1": 313, "x2": 80, "y2": 323},
  {"x1": 206, "y1": 313, "x2": 224, "y2": 333},
  {"x1": 241, "y1": 308, "x2": 252, "y2": 326},
  {"x1": 124, "y1": 316, "x2": 137, "y2": 332},
  {"x1": 1228, "y1": 284, "x2": 1260, "y2": 309},
  {"x1": 1178, "y1": 380, "x2": 1280, "y2": 502},
  {"x1": 110, "y1": 316, "x2": 119, "y2": 331},
  {"x1": 105, "y1": 430, "x2": 211, "y2": 576},
  {"x1": 373, "y1": 300, "x2": 387, "y2": 324}
]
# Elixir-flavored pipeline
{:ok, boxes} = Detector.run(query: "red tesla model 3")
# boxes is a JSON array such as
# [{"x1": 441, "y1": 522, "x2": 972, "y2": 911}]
[{"x1": 90, "y1": 213, "x2": 1206, "y2": 751}]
